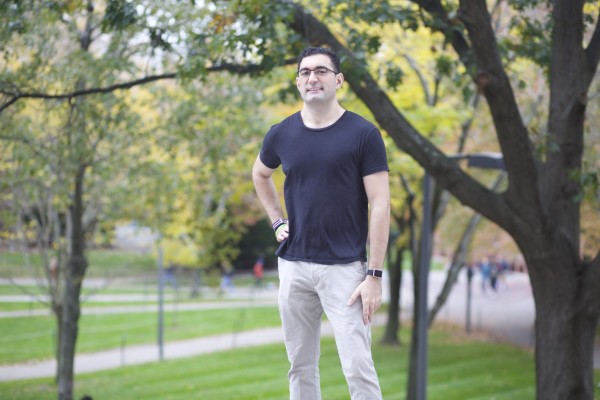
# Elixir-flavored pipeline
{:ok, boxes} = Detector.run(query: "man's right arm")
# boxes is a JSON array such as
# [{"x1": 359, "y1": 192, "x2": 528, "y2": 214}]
[{"x1": 252, "y1": 155, "x2": 289, "y2": 242}]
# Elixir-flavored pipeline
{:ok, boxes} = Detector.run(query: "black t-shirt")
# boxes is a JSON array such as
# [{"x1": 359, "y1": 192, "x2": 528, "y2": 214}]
[{"x1": 260, "y1": 111, "x2": 388, "y2": 264}]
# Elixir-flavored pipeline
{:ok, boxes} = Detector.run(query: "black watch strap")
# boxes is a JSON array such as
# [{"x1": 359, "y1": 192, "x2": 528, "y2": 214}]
[{"x1": 366, "y1": 269, "x2": 383, "y2": 278}]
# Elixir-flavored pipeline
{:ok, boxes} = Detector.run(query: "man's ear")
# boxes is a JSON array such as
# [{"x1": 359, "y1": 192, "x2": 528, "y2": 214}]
[{"x1": 336, "y1": 73, "x2": 344, "y2": 88}]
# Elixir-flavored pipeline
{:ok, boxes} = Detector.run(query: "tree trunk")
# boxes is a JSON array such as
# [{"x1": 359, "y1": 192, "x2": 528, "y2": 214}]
[
  {"x1": 406, "y1": 268, "x2": 420, "y2": 400},
  {"x1": 57, "y1": 165, "x2": 88, "y2": 400},
  {"x1": 381, "y1": 245, "x2": 404, "y2": 345},
  {"x1": 527, "y1": 248, "x2": 599, "y2": 400},
  {"x1": 53, "y1": 302, "x2": 63, "y2": 384},
  {"x1": 407, "y1": 240, "x2": 430, "y2": 400},
  {"x1": 190, "y1": 268, "x2": 202, "y2": 298}
]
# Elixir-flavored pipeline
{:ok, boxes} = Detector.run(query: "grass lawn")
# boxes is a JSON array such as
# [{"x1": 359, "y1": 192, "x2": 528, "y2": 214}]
[
  {"x1": 2, "y1": 249, "x2": 598, "y2": 398},
  {"x1": 0, "y1": 325, "x2": 565, "y2": 400},
  {"x1": 0, "y1": 306, "x2": 281, "y2": 364},
  {"x1": 0, "y1": 249, "x2": 156, "y2": 278}
]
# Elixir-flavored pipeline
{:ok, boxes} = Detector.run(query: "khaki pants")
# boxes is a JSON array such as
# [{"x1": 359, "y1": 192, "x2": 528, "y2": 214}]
[{"x1": 277, "y1": 258, "x2": 382, "y2": 400}]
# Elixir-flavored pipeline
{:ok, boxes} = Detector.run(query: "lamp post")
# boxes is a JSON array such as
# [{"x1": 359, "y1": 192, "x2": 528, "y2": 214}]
[
  {"x1": 414, "y1": 171, "x2": 433, "y2": 400},
  {"x1": 414, "y1": 152, "x2": 504, "y2": 400},
  {"x1": 466, "y1": 265, "x2": 474, "y2": 334},
  {"x1": 157, "y1": 245, "x2": 164, "y2": 361}
]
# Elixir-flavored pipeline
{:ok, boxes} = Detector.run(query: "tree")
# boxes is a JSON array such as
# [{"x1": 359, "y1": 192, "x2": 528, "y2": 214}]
[
  {"x1": 0, "y1": 2, "x2": 201, "y2": 398},
  {"x1": 1, "y1": 86, "x2": 141, "y2": 399},
  {"x1": 210, "y1": 0, "x2": 599, "y2": 398},
  {"x1": 2, "y1": 4, "x2": 274, "y2": 396},
  {"x1": 140, "y1": 72, "x2": 269, "y2": 293},
  {"x1": 276, "y1": 2, "x2": 599, "y2": 398}
]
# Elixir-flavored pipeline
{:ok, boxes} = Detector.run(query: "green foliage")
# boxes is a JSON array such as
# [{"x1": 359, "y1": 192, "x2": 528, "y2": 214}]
[
  {"x1": 508, "y1": 0, "x2": 549, "y2": 12},
  {"x1": 158, "y1": 235, "x2": 199, "y2": 268},
  {"x1": 501, "y1": 16, "x2": 552, "y2": 73},
  {"x1": 130, "y1": 72, "x2": 268, "y2": 272},
  {"x1": 384, "y1": 65, "x2": 405, "y2": 90},
  {"x1": 325, "y1": 0, "x2": 420, "y2": 30},
  {"x1": 435, "y1": 54, "x2": 454, "y2": 78},
  {"x1": 568, "y1": 165, "x2": 599, "y2": 203},
  {"x1": 178, "y1": 0, "x2": 299, "y2": 80},
  {"x1": 101, "y1": 0, "x2": 138, "y2": 32},
  {"x1": 0, "y1": 1, "x2": 30, "y2": 38}
]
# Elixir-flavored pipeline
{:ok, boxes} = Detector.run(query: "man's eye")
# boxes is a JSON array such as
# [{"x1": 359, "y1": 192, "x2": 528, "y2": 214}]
[{"x1": 315, "y1": 68, "x2": 327, "y2": 75}]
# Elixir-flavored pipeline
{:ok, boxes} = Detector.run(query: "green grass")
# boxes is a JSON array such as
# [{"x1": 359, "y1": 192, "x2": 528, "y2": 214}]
[
  {"x1": 0, "y1": 282, "x2": 177, "y2": 299},
  {"x1": 0, "y1": 297, "x2": 249, "y2": 311},
  {"x1": 0, "y1": 249, "x2": 156, "y2": 277},
  {"x1": 0, "y1": 325, "x2": 571, "y2": 400},
  {"x1": 0, "y1": 306, "x2": 281, "y2": 364}
]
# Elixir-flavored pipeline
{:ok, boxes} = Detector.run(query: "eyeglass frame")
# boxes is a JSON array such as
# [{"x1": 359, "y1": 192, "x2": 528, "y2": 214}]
[{"x1": 296, "y1": 66, "x2": 339, "y2": 79}]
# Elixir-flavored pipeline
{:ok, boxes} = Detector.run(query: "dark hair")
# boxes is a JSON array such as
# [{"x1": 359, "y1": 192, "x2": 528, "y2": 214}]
[{"x1": 297, "y1": 47, "x2": 341, "y2": 73}]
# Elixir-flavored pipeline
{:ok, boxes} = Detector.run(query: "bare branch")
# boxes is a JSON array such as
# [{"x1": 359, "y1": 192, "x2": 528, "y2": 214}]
[
  {"x1": 403, "y1": 54, "x2": 433, "y2": 105},
  {"x1": 0, "y1": 73, "x2": 176, "y2": 113},
  {"x1": 429, "y1": 171, "x2": 507, "y2": 325},
  {"x1": 0, "y1": 58, "x2": 298, "y2": 114},
  {"x1": 0, "y1": 95, "x2": 21, "y2": 113}
]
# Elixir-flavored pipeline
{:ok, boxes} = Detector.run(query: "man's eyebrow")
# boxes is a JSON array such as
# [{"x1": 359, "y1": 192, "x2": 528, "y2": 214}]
[{"x1": 299, "y1": 65, "x2": 330, "y2": 70}]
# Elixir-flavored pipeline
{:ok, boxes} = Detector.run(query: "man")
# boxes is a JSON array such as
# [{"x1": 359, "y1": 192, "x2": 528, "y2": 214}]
[{"x1": 252, "y1": 47, "x2": 390, "y2": 400}]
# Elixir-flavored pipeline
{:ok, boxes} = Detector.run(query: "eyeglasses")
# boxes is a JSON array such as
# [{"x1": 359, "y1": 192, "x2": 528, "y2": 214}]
[{"x1": 297, "y1": 66, "x2": 338, "y2": 79}]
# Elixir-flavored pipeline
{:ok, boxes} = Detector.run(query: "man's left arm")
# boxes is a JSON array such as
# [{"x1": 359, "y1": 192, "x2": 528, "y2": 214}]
[{"x1": 348, "y1": 171, "x2": 390, "y2": 325}]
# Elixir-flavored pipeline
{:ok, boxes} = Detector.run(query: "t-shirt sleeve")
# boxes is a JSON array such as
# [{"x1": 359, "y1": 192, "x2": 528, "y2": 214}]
[
  {"x1": 360, "y1": 128, "x2": 389, "y2": 177},
  {"x1": 259, "y1": 128, "x2": 281, "y2": 169}
]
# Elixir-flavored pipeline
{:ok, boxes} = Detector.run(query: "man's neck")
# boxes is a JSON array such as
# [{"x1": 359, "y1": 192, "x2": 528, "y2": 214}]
[{"x1": 300, "y1": 103, "x2": 345, "y2": 129}]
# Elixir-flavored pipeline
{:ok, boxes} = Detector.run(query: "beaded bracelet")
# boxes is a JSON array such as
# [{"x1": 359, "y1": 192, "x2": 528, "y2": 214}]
[{"x1": 272, "y1": 218, "x2": 288, "y2": 232}]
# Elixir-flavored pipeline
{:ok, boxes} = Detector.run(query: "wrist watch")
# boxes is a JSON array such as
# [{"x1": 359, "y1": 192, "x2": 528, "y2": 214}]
[{"x1": 366, "y1": 269, "x2": 383, "y2": 278}]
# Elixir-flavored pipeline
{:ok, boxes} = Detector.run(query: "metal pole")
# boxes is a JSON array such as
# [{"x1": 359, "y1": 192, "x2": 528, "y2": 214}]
[
  {"x1": 157, "y1": 246, "x2": 164, "y2": 361},
  {"x1": 466, "y1": 267, "x2": 473, "y2": 334},
  {"x1": 416, "y1": 172, "x2": 433, "y2": 400}
]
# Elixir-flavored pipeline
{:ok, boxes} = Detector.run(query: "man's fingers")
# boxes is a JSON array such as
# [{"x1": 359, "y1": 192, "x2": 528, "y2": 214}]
[
  {"x1": 363, "y1": 306, "x2": 370, "y2": 325},
  {"x1": 275, "y1": 224, "x2": 289, "y2": 242},
  {"x1": 347, "y1": 288, "x2": 360, "y2": 306},
  {"x1": 350, "y1": 280, "x2": 382, "y2": 324},
  {"x1": 362, "y1": 297, "x2": 373, "y2": 325},
  {"x1": 275, "y1": 224, "x2": 288, "y2": 235}
]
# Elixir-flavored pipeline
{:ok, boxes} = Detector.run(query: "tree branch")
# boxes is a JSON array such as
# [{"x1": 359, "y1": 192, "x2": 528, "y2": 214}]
[
  {"x1": 403, "y1": 54, "x2": 433, "y2": 105},
  {"x1": 412, "y1": 0, "x2": 541, "y2": 217},
  {"x1": 0, "y1": 60, "x2": 297, "y2": 114},
  {"x1": 0, "y1": 73, "x2": 176, "y2": 113},
  {"x1": 428, "y1": 171, "x2": 506, "y2": 326},
  {"x1": 410, "y1": 0, "x2": 474, "y2": 73},
  {"x1": 458, "y1": 0, "x2": 541, "y2": 214}
]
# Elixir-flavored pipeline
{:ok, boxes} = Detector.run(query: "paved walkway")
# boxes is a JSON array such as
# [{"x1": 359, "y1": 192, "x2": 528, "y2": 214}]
[{"x1": 1, "y1": 271, "x2": 598, "y2": 381}]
